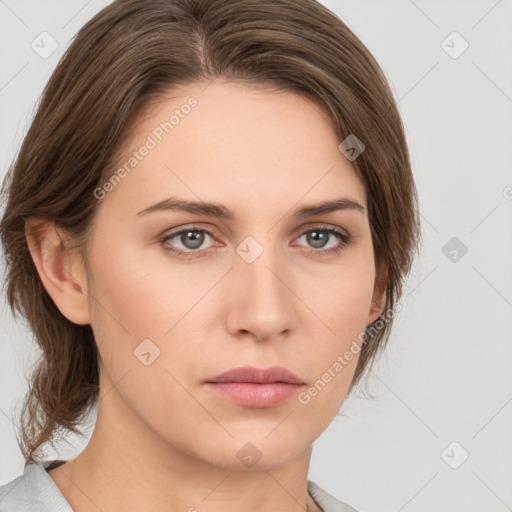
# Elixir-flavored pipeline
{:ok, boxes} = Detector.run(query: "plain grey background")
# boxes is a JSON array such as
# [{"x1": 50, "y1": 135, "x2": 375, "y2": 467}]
[{"x1": 1, "y1": 1, "x2": 511, "y2": 511}]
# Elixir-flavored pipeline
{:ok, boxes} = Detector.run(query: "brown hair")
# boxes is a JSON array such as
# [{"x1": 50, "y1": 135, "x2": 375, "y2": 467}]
[{"x1": 0, "y1": 0, "x2": 420, "y2": 461}]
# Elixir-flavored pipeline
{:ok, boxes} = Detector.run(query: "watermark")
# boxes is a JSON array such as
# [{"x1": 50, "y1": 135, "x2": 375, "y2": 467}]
[
  {"x1": 338, "y1": 134, "x2": 365, "y2": 161},
  {"x1": 297, "y1": 302, "x2": 402, "y2": 405},
  {"x1": 31, "y1": 31, "x2": 59, "y2": 59},
  {"x1": 236, "y1": 442, "x2": 263, "y2": 468},
  {"x1": 440, "y1": 31, "x2": 469, "y2": 60},
  {"x1": 441, "y1": 440, "x2": 469, "y2": 469},
  {"x1": 133, "y1": 338, "x2": 161, "y2": 366},
  {"x1": 441, "y1": 236, "x2": 468, "y2": 263},
  {"x1": 93, "y1": 97, "x2": 198, "y2": 200},
  {"x1": 503, "y1": 186, "x2": 512, "y2": 200},
  {"x1": 236, "y1": 235, "x2": 264, "y2": 263}
]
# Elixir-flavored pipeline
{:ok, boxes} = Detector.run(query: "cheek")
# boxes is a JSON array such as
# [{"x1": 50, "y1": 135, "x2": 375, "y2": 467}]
[
  {"x1": 88, "y1": 240, "x2": 187, "y2": 337},
  {"x1": 295, "y1": 250, "x2": 376, "y2": 405},
  {"x1": 86, "y1": 244, "x2": 204, "y2": 427},
  {"x1": 86, "y1": 240, "x2": 213, "y2": 389},
  {"x1": 307, "y1": 250, "x2": 376, "y2": 341}
]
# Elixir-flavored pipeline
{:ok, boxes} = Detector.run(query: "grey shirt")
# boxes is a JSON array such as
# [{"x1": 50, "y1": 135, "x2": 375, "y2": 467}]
[{"x1": 0, "y1": 459, "x2": 359, "y2": 512}]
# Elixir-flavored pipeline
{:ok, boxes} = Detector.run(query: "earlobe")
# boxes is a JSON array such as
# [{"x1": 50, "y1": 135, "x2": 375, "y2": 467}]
[{"x1": 25, "y1": 216, "x2": 91, "y2": 325}]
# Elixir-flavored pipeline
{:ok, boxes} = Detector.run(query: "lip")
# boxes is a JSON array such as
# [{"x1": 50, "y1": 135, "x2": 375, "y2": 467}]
[
  {"x1": 205, "y1": 366, "x2": 306, "y2": 408},
  {"x1": 207, "y1": 366, "x2": 305, "y2": 385}
]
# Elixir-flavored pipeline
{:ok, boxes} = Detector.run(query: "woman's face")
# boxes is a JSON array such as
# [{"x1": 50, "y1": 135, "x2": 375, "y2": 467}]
[{"x1": 76, "y1": 79, "x2": 383, "y2": 469}]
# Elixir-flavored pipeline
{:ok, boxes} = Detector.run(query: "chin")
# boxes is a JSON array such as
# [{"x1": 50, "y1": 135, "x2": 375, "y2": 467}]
[{"x1": 197, "y1": 433, "x2": 310, "y2": 471}]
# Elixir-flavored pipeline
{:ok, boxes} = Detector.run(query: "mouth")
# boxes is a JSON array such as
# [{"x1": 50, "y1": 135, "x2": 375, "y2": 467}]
[{"x1": 205, "y1": 366, "x2": 306, "y2": 408}]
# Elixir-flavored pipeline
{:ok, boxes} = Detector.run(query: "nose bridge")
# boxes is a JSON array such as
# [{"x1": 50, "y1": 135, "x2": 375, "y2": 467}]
[
  {"x1": 228, "y1": 234, "x2": 294, "y2": 340},
  {"x1": 242, "y1": 248, "x2": 283, "y2": 302}
]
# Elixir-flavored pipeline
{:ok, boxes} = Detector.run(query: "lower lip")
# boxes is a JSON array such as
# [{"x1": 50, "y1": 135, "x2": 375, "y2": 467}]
[{"x1": 205, "y1": 382, "x2": 303, "y2": 408}]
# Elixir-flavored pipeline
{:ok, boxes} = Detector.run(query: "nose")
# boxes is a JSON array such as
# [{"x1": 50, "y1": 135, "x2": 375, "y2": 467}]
[{"x1": 224, "y1": 240, "x2": 296, "y2": 343}]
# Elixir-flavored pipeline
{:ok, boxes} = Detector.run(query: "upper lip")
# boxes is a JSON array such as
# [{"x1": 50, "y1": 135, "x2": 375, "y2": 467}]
[{"x1": 206, "y1": 366, "x2": 305, "y2": 385}]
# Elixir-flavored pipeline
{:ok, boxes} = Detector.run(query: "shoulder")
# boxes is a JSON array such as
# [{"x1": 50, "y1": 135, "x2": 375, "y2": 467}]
[
  {"x1": 0, "y1": 470, "x2": 28, "y2": 510},
  {"x1": 0, "y1": 459, "x2": 72, "y2": 512},
  {"x1": 307, "y1": 480, "x2": 360, "y2": 512}
]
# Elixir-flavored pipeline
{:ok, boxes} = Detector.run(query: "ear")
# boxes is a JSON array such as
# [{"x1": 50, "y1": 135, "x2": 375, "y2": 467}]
[
  {"x1": 25, "y1": 216, "x2": 91, "y2": 325},
  {"x1": 367, "y1": 263, "x2": 387, "y2": 325}
]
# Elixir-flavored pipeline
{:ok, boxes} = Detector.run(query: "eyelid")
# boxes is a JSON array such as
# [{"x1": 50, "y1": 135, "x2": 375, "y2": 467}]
[{"x1": 292, "y1": 222, "x2": 351, "y2": 239}]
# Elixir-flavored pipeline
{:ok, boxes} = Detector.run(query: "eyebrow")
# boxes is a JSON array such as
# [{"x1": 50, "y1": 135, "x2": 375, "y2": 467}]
[{"x1": 136, "y1": 196, "x2": 366, "y2": 219}]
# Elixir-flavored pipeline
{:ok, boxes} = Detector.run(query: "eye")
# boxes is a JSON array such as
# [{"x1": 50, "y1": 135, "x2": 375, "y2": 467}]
[
  {"x1": 294, "y1": 226, "x2": 352, "y2": 255},
  {"x1": 161, "y1": 227, "x2": 217, "y2": 257},
  {"x1": 160, "y1": 225, "x2": 352, "y2": 258}
]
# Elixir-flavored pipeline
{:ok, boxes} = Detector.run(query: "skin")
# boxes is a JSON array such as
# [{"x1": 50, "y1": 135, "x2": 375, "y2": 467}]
[{"x1": 26, "y1": 79, "x2": 385, "y2": 512}]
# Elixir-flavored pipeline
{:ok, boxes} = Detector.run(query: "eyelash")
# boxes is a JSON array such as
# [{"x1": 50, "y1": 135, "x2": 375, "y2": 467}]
[{"x1": 160, "y1": 225, "x2": 352, "y2": 258}]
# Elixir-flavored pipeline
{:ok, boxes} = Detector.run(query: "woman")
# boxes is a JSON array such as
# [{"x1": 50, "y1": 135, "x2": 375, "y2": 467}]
[{"x1": 0, "y1": 0, "x2": 420, "y2": 510}]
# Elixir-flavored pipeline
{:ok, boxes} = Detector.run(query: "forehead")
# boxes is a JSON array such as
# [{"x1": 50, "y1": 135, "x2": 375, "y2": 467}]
[{"x1": 97, "y1": 80, "x2": 367, "y2": 219}]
